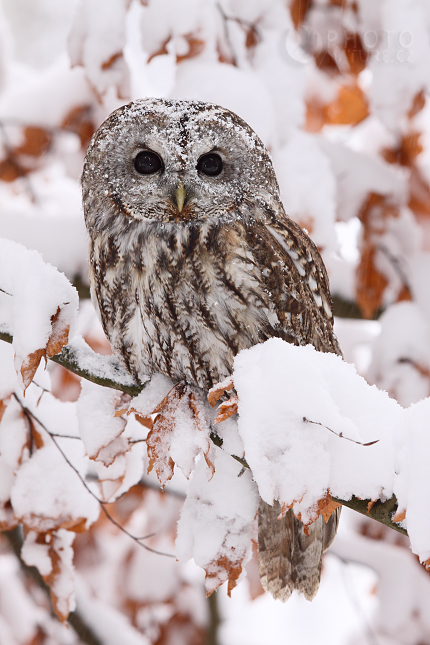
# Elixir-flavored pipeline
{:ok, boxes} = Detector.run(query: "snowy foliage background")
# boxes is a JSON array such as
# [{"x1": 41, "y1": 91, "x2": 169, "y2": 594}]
[{"x1": 2, "y1": 0, "x2": 430, "y2": 644}]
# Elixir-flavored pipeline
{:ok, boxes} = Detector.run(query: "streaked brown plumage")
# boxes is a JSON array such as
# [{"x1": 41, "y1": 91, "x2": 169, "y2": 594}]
[{"x1": 82, "y1": 98, "x2": 341, "y2": 601}]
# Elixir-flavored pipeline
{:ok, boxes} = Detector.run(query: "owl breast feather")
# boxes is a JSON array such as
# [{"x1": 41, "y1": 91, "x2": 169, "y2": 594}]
[{"x1": 90, "y1": 216, "x2": 301, "y2": 390}]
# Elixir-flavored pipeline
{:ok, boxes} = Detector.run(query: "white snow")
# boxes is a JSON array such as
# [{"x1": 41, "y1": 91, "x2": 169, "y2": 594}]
[
  {"x1": 0, "y1": 238, "x2": 78, "y2": 386},
  {"x1": 176, "y1": 448, "x2": 259, "y2": 595}
]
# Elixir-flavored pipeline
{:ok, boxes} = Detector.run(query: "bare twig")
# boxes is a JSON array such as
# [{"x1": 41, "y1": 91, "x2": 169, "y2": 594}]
[
  {"x1": 303, "y1": 417, "x2": 379, "y2": 446},
  {"x1": 0, "y1": 331, "x2": 407, "y2": 537},
  {"x1": 13, "y1": 394, "x2": 176, "y2": 558},
  {"x1": 0, "y1": 327, "x2": 144, "y2": 396}
]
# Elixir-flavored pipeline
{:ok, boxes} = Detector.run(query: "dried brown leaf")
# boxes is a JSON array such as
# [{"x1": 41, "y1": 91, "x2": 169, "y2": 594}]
[
  {"x1": 393, "y1": 509, "x2": 406, "y2": 524},
  {"x1": 147, "y1": 36, "x2": 170, "y2": 62},
  {"x1": 61, "y1": 105, "x2": 95, "y2": 149},
  {"x1": 0, "y1": 395, "x2": 11, "y2": 424},
  {"x1": 344, "y1": 32, "x2": 368, "y2": 74},
  {"x1": 46, "y1": 307, "x2": 70, "y2": 358},
  {"x1": 0, "y1": 501, "x2": 18, "y2": 531},
  {"x1": 15, "y1": 127, "x2": 52, "y2": 158},
  {"x1": 21, "y1": 349, "x2": 46, "y2": 391},
  {"x1": 20, "y1": 307, "x2": 70, "y2": 391},
  {"x1": 208, "y1": 376, "x2": 234, "y2": 407},
  {"x1": 325, "y1": 83, "x2": 369, "y2": 126},
  {"x1": 37, "y1": 532, "x2": 75, "y2": 622},
  {"x1": 290, "y1": 0, "x2": 312, "y2": 29},
  {"x1": 205, "y1": 555, "x2": 244, "y2": 598},
  {"x1": 314, "y1": 50, "x2": 340, "y2": 75},
  {"x1": 356, "y1": 193, "x2": 412, "y2": 318},
  {"x1": 176, "y1": 34, "x2": 205, "y2": 63},
  {"x1": 214, "y1": 397, "x2": 238, "y2": 424},
  {"x1": 101, "y1": 51, "x2": 123, "y2": 70},
  {"x1": 134, "y1": 414, "x2": 153, "y2": 430},
  {"x1": 318, "y1": 494, "x2": 341, "y2": 524},
  {"x1": 0, "y1": 157, "x2": 27, "y2": 181},
  {"x1": 408, "y1": 89, "x2": 426, "y2": 119},
  {"x1": 146, "y1": 385, "x2": 183, "y2": 487},
  {"x1": 382, "y1": 131, "x2": 423, "y2": 167},
  {"x1": 366, "y1": 499, "x2": 377, "y2": 514}
]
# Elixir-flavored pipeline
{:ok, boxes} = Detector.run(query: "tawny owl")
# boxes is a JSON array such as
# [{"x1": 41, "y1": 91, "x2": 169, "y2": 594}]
[{"x1": 82, "y1": 98, "x2": 341, "y2": 601}]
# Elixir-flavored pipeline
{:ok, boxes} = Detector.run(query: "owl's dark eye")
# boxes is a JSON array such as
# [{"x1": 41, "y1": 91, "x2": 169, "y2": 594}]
[
  {"x1": 197, "y1": 153, "x2": 223, "y2": 177},
  {"x1": 134, "y1": 150, "x2": 163, "y2": 175}
]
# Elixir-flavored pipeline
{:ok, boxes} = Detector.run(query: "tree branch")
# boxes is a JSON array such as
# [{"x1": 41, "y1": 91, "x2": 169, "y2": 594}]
[
  {"x1": 0, "y1": 328, "x2": 407, "y2": 537},
  {"x1": 0, "y1": 325, "x2": 144, "y2": 397},
  {"x1": 333, "y1": 494, "x2": 407, "y2": 536},
  {"x1": 210, "y1": 432, "x2": 407, "y2": 536}
]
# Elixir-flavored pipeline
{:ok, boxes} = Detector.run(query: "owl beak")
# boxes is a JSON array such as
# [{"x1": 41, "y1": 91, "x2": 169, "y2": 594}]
[{"x1": 175, "y1": 182, "x2": 186, "y2": 213}]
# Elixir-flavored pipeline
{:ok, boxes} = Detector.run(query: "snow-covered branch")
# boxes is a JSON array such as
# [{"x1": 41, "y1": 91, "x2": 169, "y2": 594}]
[
  {"x1": 0, "y1": 326, "x2": 144, "y2": 397},
  {"x1": 0, "y1": 320, "x2": 410, "y2": 540}
]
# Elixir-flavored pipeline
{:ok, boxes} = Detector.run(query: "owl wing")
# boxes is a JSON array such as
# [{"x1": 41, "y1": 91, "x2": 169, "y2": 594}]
[
  {"x1": 247, "y1": 208, "x2": 342, "y2": 600},
  {"x1": 258, "y1": 501, "x2": 341, "y2": 601},
  {"x1": 240, "y1": 206, "x2": 341, "y2": 356}
]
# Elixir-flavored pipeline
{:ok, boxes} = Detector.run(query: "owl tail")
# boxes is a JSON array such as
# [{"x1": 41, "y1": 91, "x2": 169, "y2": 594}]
[{"x1": 258, "y1": 499, "x2": 340, "y2": 602}]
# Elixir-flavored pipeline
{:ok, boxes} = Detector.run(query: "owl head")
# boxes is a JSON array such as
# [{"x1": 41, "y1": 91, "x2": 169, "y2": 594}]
[{"x1": 82, "y1": 98, "x2": 280, "y2": 232}]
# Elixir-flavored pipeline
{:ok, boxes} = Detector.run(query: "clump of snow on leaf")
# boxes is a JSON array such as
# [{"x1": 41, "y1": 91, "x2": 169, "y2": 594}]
[
  {"x1": 0, "y1": 238, "x2": 78, "y2": 388},
  {"x1": 176, "y1": 448, "x2": 258, "y2": 596}
]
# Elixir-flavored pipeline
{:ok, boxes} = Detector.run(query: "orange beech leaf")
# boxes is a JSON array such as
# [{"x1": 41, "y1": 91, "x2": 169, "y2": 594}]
[
  {"x1": 382, "y1": 132, "x2": 423, "y2": 167},
  {"x1": 134, "y1": 414, "x2": 153, "y2": 430},
  {"x1": 344, "y1": 32, "x2": 368, "y2": 74},
  {"x1": 290, "y1": 0, "x2": 312, "y2": 29},
  {"x1": 0, "y1": 501, "x2": 18, "y2": 531},
  {"x1": 0, "y1": 395, "x2": 11, "y2": 424},
  {"x1": 279, "y1": 501, "x2": 294, "y2": 518},
  {"x1": 0, "y1": 157, "x2": 27, "y2": 182},
  {"x1": 367, "y1": 499, "x2": 377, "y2": 514},
  {"x1": 147, "y1": 383, "x2": 214, "y2": 485},
  {"x1": 291, "y1": 492, "x2": 339, "y2": 530},
  {"x1": 214, "y1": 397, "x2": 238, "y2": 424},
  {"x1": 205, "y1": 555, "x2": 244, "y2": 598},
  {"x1": 46, "y1": 307, "x2": 70, "y2": 358},
  {"x1": 318, "y1": 494, "x2": 341, "y2": 524},
  {"x1": 393, "y1": 509, "x2": 406, "y2": 524},
  {"x1": 356, "y1": 244, "x2": 388, "y2": 319},
  {"x1": 61, "y1": 105, "x2": 95, "y2": 149},
  {"x1": 208, "y1": 376, "x2": 234, "y2": 407},
  {"x1": 297, "y1": 215, "x2": 314, "y2": 236},
  {"x1": 176, "y1": 34, "x2": 205, "y2": 63},
  {"x1": 27, "y1": 531, "x2": 76, "y2": 622},
  {"x1": 305, "y1": 99, "x2": 327, "y2": 133},
  {"x1": 101, "y1": 51, "x2": 123, "y2": 70},
  {"x1": 356, "y1": 193, "x2": 412, "y2": 318},
  {"x1": 409, "y1": 166, "x2": 430, "y2": 220},
  {"x1": 20, "y1": 349, "x2": 46, "y2": 391},
  {"x1": 20, "y1": 307, "x2": 70, "y2": 391},
  {"x1": 424, "y1": 558, "x2": 430, "y2": 572},
  {"x1": 15, "y1": 126, "x2": 52, "y2": 158},
  {"x1": 245, "y1": 25, "x2": 260, "y2": 50},
  {"x1": 325, "y1": 83, "x2": 369, "y2": 126},
  {"x1": 408, "y1": 89, "x2": 426, "y2": 118},
  {"x1": 114, "y1": 408, "x2": 128, "y2": 418},
  {"x1": 147, "y1": 36, "x2": 170, "y2": 62},
  {"x1": 314, "y1": 50, "x2": 340, "y2": 75},
  {"x1": 146, "y1": 384, "x2": 184, "y2": 487}
]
